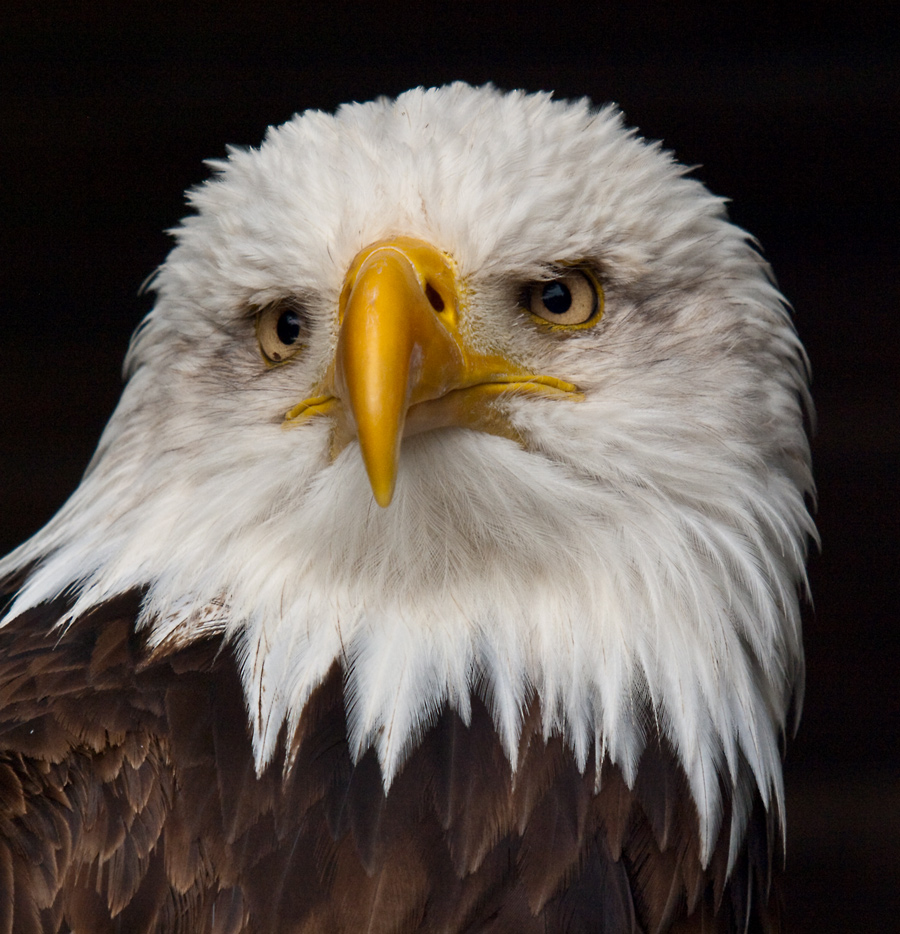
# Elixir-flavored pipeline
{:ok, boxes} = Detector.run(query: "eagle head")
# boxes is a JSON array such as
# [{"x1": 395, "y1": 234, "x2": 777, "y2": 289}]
[{"x1": 1, "y1": 84, "x2": 814, "y2": 865}]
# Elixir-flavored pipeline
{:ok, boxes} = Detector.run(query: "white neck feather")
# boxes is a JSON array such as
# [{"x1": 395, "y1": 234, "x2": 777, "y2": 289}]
[{"x1": 1, "y1": 389, "x2": 812, "y2": 865}]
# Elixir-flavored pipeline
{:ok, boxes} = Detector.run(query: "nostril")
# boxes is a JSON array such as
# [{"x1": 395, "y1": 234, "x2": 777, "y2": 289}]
[{"x1": 425, "y1": 283, "x2": 445, "y2": 312}]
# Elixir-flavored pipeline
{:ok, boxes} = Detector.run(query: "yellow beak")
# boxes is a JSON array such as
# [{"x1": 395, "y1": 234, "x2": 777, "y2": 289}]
[{"x1": 285, "y1": 237, "x2": 581, "y2": 507}]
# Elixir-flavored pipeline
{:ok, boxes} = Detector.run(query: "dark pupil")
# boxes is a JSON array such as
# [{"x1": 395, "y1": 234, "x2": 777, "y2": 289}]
[
  {"x1": 541, "y1": 281, "x2": 572, "y2": 315},
  {"x1": 276, "y1": 310, "x2": 302, "y2": 345}
]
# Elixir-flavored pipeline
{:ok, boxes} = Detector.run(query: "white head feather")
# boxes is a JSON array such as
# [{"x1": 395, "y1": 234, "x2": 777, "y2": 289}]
[{"x1": 0, "y1": 83, "x2": 814, "y2": 864}]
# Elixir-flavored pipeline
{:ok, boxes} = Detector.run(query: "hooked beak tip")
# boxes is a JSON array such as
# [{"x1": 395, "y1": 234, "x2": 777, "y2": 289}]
[{"x1": 372, "y1": 486, "x2": 395, "y2": 508}]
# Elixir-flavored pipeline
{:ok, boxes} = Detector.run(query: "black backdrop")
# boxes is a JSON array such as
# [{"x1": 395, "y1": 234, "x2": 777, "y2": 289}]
[{"x1": 2, "y1": 3, "x2": 897, "y2": 930}]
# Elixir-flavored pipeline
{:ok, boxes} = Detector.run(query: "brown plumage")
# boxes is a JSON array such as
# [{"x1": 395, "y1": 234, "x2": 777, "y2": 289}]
[{"x1": 0, "y1": 595, "x2": 780, "y2": 932}]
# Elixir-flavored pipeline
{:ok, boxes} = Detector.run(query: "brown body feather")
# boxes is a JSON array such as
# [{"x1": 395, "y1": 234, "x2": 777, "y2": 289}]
[{"x1": 0, "y1": 595, "x2": 781, "y2": 933}]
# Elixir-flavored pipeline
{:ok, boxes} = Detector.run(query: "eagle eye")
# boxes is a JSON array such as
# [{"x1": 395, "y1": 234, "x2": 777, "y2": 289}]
[
  {"x1": 526, "y1": 269, "x2": 603, "y2": 328},
  {"x1": 256, "y1": 303, "x2": 307, "y2": 364}
]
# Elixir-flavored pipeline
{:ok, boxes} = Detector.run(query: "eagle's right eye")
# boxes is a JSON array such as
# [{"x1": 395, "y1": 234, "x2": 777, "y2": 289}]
[{"x1": 257, "y1": 303, "x2": 307, "y2": 364}]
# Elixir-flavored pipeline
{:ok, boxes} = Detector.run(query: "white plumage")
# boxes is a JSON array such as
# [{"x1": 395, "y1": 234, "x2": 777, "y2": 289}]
[{"x1": 0, "y1": 84, "x2": 814, "y2": 927}]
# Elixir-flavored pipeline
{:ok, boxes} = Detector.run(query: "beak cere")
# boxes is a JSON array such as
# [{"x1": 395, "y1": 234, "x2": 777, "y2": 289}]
[{"x1": 283, "y1": 236, "x2": 583, "y2": 508}]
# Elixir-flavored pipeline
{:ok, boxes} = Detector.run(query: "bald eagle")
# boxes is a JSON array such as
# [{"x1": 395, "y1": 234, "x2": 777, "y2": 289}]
[{"x1": 0, "y1": 84, "x2": 814, "y2": 933}]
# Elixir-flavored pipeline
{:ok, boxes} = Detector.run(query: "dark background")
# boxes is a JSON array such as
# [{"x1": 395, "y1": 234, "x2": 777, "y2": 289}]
[{"x1": 1, "y1": 2, "x2": 897, "y2": 930}]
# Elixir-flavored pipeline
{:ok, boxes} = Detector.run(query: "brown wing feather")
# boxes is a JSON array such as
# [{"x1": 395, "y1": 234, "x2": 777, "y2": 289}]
[{"x1": 0, "y1": 596, "x2": 784, "y2": 932}]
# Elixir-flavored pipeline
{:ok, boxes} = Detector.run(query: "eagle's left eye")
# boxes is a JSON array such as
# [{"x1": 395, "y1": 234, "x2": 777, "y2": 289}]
[
  {"x1": 526, "y1": 269, "x2": 603, "y2": 328},
  {"x1": 257, "y1": 303, "x2": 307, "y2": 364}
]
